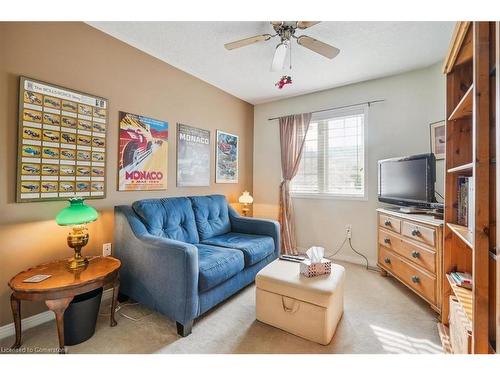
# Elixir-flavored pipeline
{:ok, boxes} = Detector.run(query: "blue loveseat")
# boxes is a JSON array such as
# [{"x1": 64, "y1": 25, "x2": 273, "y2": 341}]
[{"x1": 114, "y1": 194, "x2": 279, "y2": 336}]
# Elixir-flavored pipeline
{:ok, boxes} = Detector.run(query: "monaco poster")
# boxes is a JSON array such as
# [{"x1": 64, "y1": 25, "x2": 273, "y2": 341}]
[
  {"x1": 177, "y1": 123, "x2": 210, "y2": 187},
  {"x1": 118, "y1": 111, "x2": 168, "y2": 191}
]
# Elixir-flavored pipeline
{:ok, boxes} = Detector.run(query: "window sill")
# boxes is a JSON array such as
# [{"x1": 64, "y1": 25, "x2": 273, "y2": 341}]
[{"x1": 291, "y1": 193, "x2": 368, "y2": 201}]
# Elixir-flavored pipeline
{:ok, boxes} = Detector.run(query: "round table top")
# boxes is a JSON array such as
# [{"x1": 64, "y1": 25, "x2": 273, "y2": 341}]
[{"x1": 9, "y1": 256, "x2": 121, "y2": 293}]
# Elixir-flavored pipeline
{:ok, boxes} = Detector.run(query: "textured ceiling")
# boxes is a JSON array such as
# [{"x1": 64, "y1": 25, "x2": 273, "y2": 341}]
[{"x1": 87, "y1": 21, "x2": 454, "y2": 104}]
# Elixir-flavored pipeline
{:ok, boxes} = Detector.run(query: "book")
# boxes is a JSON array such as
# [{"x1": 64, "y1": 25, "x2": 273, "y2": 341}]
[
  {"x1": 450, "y1": 271, "x2": 473, "y2": 289},
  {"x1": 467, "y1": 176, "x2": 474, "y2": 233}
]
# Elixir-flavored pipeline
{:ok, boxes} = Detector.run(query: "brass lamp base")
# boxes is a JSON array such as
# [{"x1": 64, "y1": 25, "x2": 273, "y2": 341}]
[{"x1": 67, "y1": 225, "x2": 89, "y2": 270}]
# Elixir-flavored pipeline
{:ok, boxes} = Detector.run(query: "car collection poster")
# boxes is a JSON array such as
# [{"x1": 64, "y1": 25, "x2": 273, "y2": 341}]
[
  {"x1": 16, "y1": 76, "x2": 108, "y2": 202},
  {"x1": 177, "y1": 123, "x2": 210, "y2": 187},
  {"x1": 118, "y1": 111, "x2": 169, "y2": 191},
  {"x1": 216, "y1": 130, "x2": 239, "y2": 183}
]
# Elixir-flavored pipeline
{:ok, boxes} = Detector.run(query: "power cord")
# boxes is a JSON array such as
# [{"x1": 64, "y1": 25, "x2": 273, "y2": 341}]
[
  {"x1": 325, "y1": 232, "x2": 378, "y2": 272},
  {"x1": 99, "y1": 301, "x2": 152, "y2": 322}
]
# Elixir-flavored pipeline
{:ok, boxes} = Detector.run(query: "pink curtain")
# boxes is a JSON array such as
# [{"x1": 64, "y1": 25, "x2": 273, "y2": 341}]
[{"x1": 278, "y1": 113, "x2": 312, "y2": 255}]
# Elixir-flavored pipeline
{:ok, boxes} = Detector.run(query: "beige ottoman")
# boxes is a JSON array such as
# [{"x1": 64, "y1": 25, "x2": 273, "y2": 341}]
[{"x1": 255, "y1": 259, "x2": 345, "y2": 345}]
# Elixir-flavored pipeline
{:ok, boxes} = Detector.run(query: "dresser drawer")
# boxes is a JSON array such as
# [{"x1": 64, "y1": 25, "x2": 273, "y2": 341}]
[
  {"x1": 401, "y1": 221, "x2": 436, "y2": 247},
  {"x1": 378, "y1": 246, "x2": 436, "y2": 304},
  {"x1": 378, "y1": 229, "x2": 436, "y2": 273},
  {"x1": 379, "y1": 214, "x2": 401, "y2": 233}
]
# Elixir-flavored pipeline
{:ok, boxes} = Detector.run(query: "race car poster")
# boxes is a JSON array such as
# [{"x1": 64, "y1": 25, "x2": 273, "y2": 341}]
[
  {"x1": 176, "y1": 123, "x2": 210, "y2": 187},
  {"x1": 215, "y1": 130, "x2": 239, "y2": 184},
  {"x1": 16, "y1": 76, "x2": 108, "y2": 202},
  {"x1": 118, "y1": 111, "x2": 168, "y2": 191}
]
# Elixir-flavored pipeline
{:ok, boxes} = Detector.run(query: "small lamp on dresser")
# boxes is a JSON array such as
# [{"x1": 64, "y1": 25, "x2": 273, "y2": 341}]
[{"x1": 238, "y1": 191, "x2": 254, "y2": 216}]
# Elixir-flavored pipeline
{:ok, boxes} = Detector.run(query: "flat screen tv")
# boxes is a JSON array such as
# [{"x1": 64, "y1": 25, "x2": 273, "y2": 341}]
[{"x1": 378, "y1": 153, "x2": 437, "y2": 208}]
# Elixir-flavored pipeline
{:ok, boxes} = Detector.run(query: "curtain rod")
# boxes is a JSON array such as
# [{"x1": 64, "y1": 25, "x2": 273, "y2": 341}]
[{"x1": 267, "y1": 99, "x2": 386, "y2": 121}]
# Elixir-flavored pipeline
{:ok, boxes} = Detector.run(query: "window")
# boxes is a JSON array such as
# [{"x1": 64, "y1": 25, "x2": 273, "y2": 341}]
[{"x1": 291, "y1": 106, "x2": 366, "y2": 199}]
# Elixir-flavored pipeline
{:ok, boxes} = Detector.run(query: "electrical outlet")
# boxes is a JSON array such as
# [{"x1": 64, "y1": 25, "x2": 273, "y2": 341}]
[
  {"x1": 346, "y1": 225, "x2": 352, "y2": 239},
  {"x1": 103, "y1": 243, "x2": 112, "y2": 257}
]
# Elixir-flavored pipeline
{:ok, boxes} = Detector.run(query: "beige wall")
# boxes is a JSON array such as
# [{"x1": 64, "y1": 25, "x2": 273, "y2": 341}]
[
  {"x1": 0, "y1": 22, "x2": 253, "y2": 327},
  {"x1": 253, "y1": 63, "x2": 445, "y2": 265}
]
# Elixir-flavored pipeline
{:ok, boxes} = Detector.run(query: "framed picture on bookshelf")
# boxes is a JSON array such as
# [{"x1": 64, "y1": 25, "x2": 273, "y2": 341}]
[{"x1": 430, "y1": 120, "x2": 445, "y2": 160}]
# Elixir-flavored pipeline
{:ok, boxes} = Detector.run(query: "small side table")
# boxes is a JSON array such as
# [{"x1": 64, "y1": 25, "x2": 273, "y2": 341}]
[{"x1": 8, "y1": 256, "x2": 121, "y2": 354}]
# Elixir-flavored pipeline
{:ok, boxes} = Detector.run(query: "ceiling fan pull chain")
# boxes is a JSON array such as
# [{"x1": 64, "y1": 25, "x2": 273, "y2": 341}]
[{"x1": 289, "y1": 40, "x2": 292, "y2": 70}]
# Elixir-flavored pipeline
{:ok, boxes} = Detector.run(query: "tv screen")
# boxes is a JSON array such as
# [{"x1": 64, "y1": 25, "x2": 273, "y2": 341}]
[{"x1": 378, "y1": 153, "x2": 436, "y2": 207}]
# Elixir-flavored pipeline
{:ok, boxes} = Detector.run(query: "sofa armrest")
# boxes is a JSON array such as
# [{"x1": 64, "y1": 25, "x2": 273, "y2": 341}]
[
  {"x1": 228, "y1": 207, "x2": 281, "y2": 256},
  {"x1": 114, "y1": 206, "x2": 199, "y2": 324}
]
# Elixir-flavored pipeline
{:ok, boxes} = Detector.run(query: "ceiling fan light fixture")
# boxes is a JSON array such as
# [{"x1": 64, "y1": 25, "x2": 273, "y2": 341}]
[{"x1": 271, "y1": 42, "x2": 288, "y2": 72}]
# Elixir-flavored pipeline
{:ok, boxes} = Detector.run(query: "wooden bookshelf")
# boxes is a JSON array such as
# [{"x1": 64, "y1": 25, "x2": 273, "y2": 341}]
[{"x1": 441, "y1": 21, "x2": 497, "y2": 354}]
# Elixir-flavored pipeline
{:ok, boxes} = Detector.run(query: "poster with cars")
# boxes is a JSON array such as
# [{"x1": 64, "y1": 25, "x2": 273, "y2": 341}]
[
  {"x1": 118, "y1": 111, "x2": 169, "y2": 191},
  {"x1": 215, "y1": 130, "x2": 239, "y2": 183},
  {"x1": 176, "y1": 123, "x2": 210, "y2": 187},
  {"x1": 16, "y1": 77, "x2": 108, "y2": 202}
]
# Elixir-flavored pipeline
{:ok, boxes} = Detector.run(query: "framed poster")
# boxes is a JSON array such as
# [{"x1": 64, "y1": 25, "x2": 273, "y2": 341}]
[
  {"x1": 16, "y1": 76, "x2": 108, "y2": 202},
  {"x1": 216, "y1": 130, "x2": 239, "y2": 184},
  {"x1": 177, "y1": 123, "x2": 210, "y2": 187},
  {"x1": 118, "y1": 111, "x2": 168, "y2": 191},
  {"x1": 430, "y1": 120, "x2": 445, "y2": 160}
]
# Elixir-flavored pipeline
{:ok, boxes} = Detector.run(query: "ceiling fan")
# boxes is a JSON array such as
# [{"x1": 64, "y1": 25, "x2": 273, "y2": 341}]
[{"x1": 224, "y1": 21, "x2": 340, "y2": 71}]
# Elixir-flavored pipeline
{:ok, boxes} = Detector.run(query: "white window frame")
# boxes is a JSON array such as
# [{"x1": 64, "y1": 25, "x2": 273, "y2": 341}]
[{"x1": 291, "y1": 105, "x2": 368, "y2": 201}]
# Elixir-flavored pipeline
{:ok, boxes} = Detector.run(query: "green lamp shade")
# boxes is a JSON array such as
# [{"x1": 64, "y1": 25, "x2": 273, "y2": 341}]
[{"x1": 56, "y1": 198, "x2": 98, "y2": 226}]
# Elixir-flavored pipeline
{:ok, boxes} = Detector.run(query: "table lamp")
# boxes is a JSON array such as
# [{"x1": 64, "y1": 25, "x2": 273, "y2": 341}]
[
  {"x1": 238, "y1": 191, "x2": 254, "y2": 216},
  {"x1": 56, "y1": 197, "x2": 98, "y2": 269}
]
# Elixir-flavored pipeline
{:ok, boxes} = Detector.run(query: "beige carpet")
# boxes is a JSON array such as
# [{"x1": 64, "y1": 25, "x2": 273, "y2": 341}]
[{"x1": 0, "y1": 261, "x2": 443, "y2": 354}]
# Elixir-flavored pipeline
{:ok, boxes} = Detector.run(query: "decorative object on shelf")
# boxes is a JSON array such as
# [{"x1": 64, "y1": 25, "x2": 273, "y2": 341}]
[
  {"x1": 118, "y1": 111, "x2": 169, "y2": 191},
  {"x1": 430, "y1": 120, "x2": 445, "y2": 160},
  {"x1": 238, "y1": 191, "x2": 254, "y2": 216},
  {"x1": 275, "y1": 75, "x2": 292, "y2": 89},
  {"x1": 216, "y1": 130, "x2": 239, "y2": 183},
  {"x1": 56, "y1": 197, "x2": 98, "y2": 269},
  {"x1": 176, "y1": 123, "x2": 210, "y2": 187},
  {"x1": 16, "y1": 76, "x2": 108, "y2": 202}
]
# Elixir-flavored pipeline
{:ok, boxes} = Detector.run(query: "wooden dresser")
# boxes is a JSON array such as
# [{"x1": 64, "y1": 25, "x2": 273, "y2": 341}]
[{"x1": 377, "y1": 208, "x2": 444, "y2": 313}]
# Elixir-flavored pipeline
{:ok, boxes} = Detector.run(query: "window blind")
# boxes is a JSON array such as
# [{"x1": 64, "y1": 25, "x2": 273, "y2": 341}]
[{"x1": 291, "y1": 106, "x2": 366, "y2": 197}]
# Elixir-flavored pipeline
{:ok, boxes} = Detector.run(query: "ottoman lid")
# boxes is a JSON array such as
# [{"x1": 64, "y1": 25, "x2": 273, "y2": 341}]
[{"x1": 255, "y1": 259, "x2": 345, "y2": 308}]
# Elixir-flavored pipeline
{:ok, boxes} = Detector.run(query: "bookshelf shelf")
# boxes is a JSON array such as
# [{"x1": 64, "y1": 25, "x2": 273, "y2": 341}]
[
  {"x1": 447, "y1": 223, "x2": 473, "y2": 249},
  {"x1": 447, "y1": 162, "x2": 473, "y2": 173},
  {"x1": 446, "y1": 274, "x2": 473, "y2": 324},
  {"x1": 437, "y1": 323, "x2": 453, "y2": 354},
  {"x1": 448, "y1": 84, "x2": 473, "y2": 121}
]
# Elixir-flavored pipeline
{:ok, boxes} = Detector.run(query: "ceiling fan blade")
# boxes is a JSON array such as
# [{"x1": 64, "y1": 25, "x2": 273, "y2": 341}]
[
  {"x1": 297, "y1": 21, "x2": 321, "y2": 29},
  {"x1": 296, "y1": 35, "x2": 340, "y2": 59},
  {"x1": 224, "y1": 34, "x2": 272, "y2": 50},
  {"x1": 270, "y1": 21, "x2": 283, "y2": 26},
  {"x1": 271, "y1": 42, "x2": 288, "y2": 71}
]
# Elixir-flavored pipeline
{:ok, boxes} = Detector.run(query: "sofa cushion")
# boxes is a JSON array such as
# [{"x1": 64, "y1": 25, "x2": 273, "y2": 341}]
[
  {"x1": 189, "y1": 195, "x2": 231, "y2": 241},
  {"x1": 196, "y1": 244, "x2": 244, "y2": 292},
  {"x1": 202, "y1": 232, "x2": 275, "y2": 266},
  {"x1": 132, "y1": 197, "x2": 199, "y2": 244}
]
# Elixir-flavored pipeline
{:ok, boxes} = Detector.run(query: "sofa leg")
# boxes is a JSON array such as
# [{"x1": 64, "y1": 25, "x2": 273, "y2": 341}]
[
  {"x1": 117, "y1": 292, "x2": 129, "y2": 303},
  {"x1": 176, "y1": 321, "x2": 193, "y2": 337}
]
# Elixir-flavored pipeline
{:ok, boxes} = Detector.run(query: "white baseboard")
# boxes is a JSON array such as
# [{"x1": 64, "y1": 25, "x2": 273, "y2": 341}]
[{"x1": 0, "y1": 288, "x2": 114, "y2": 340}]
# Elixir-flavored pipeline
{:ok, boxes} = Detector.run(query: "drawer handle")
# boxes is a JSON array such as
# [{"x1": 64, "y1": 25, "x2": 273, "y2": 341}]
[
  {"x1": 411, "y1": 228, "x2": 421, "y2": 237},
  {"x1": 411, "y1": 275, "x2": 420, "y2": 283},
  {"x1": 281, "y1": 296, "x2": 300, "y2": 314},
  {"x1": 411, "y1": 251, "x2": 420, "y2": 258},
  {"x1": 384, "y1": 220, "x2": 392, "y2": 226},
  {"x1": 384, "y1": 257, "x2": 391, "y2": 264},
  {"x1": 383, "y1": 238, "x2": 391, "y2": 244}
]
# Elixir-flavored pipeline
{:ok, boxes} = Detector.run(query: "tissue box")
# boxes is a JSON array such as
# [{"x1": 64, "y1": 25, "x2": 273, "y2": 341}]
[{"x1": 300, "y1": 258, "x2": 332, "y2": 278}]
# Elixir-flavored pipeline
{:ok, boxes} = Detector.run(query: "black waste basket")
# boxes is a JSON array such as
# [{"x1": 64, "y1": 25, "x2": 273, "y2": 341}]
[{"x1": 64, "y1": 287, "x2": 103, "y2": 345}]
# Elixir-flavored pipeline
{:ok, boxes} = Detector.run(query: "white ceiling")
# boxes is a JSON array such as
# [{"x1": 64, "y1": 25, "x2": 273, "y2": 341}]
[{"x1": 88, "y1": 21, "x2": 454, "y2": 105}]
